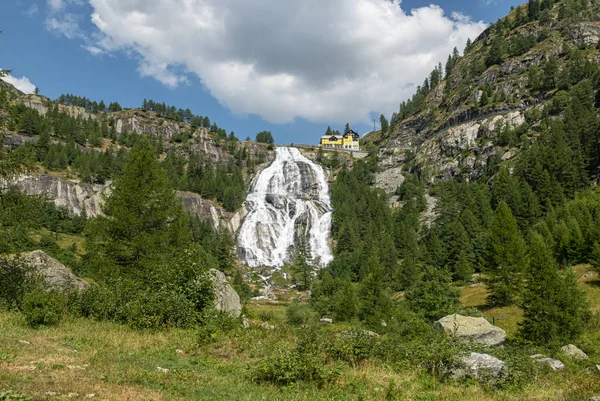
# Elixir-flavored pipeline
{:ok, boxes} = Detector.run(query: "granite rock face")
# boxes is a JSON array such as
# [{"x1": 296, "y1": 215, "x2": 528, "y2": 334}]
[
  {"x1": 10, "y1": 175, "x2": 243, "y2": 233},
  {"x1": 450, "y1": 352, "x2": 505, "y2": 380},
  {"x1": 433, "y1": 314, "x2": 507, "y2": 346},
  {"x1": 560, "y1": 344, "x2": 588, "y2": 361},
  {"x1": 18, "y1": 250, "x2": 89, "y2": 293},
  {"x1": 11, "y1": 174, "x2": 109, "y2": 217},
  {"x1": 209, "y1": 269, "x2": 242, "y2": 317}
]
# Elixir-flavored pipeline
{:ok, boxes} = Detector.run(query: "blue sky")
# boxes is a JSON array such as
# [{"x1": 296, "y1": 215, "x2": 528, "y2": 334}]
[{"x1": 1, "y1": 0, "x2": 521, "y2": 145}]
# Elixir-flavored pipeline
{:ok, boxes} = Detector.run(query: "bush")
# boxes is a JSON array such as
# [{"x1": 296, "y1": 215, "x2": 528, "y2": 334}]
[
  {"x1": 75, "y1": 284, "x2": 120, "y2": 321},
  {"x1": 250, "y1": 325, "x2": 340, "y2": 386},
  {"x1": 22, "y1": 290, "x2": 66, "y2": 328},
  {"x1": 379, "y1": 331, "x2": 467, "y2": 378},
  {"x1": 329, "y1": 331, "x2": 378, "y2": 367},
  {"x1": 197, "y1": 308, "x2": 241, "y2": 346},
  {"x1": 119, "y1": 288, "x2": 200, "y2": 329},
  {"x1": 0, "y1": 258, "x2": 35, "y2": 310},
  {"x1": 286, "y1": 301, "x2": 312, "y2": 326},
  {"x1": 0, "y1": 390, "x2": 32, "y2": 401}
]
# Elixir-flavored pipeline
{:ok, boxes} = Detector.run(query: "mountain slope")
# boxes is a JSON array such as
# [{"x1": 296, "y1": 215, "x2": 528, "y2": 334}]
[{"x1": 369, "y1": 0, "x2": 600, "y2": 181}]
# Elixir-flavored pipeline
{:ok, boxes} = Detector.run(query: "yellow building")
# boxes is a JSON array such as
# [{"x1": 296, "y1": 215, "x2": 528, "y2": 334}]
[{"x1": 319, "y1": 130, "x2": 360, "y2": 151}]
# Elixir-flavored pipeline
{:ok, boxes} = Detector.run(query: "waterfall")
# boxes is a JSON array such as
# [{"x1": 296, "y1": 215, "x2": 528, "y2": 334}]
[{"x1": 237, "y1": 147, "x2": 333, "y2": 268}]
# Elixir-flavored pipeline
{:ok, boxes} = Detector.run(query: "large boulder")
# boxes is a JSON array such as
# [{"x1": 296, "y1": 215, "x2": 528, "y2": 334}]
[
  {"x1": 209, "y1": 269, "x2": 241, "y2": 317},
  {"x1": 19, "y1": 250, "x2": 89, "y2": 293},
  {"x1": 560, "y1": 344, "x2": 588, "y2": 361},
  {"x1": 450, "y1": 352, "x2": 505, "y2": 380},
  {"x1": 433, "y1": 314, "x2": 506, "y2": 346}
]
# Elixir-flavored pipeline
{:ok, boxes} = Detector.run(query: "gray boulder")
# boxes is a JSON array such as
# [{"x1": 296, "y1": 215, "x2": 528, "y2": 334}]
[
  {"x1": 451, "y1": 352, "x2": 505, "y2": 379},
  {"x1": 18, "y1": 250, "x2": 89, "y2": 292},
  {"x1": 560, "y1": 344, "x2": 588, "y2": 360},
  {"x1": 209, "y1": 269, "x2": 241, "y2": 317},
  {"x1": 530, "y1": 354, "x2": 566, "y2": 371},
  {"x1": 433, "y1": 314, "x2": 506, "y2": 346}
]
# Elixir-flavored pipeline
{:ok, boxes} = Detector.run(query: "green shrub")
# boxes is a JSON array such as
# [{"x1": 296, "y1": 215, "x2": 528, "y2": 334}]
[
  {"x1": 22, "y1": 290, "x2": 66, "y2": 328},
  {"x1": 329, "y1": 331, "x2": 378, "y2": 367},
  {"x1": 250, "y1": 325, "x2": 340, "y2": 386},
  {"x1": 119, "y1": 288, "x2": 199, "y2": 329},
  {"x1": 286, "y1": 301, "x2": 312, "y2": 326},
  {"x1": 197, "y1": 308, "x2": 241, "y2": 346},
  {"x1": 76, "y1": 284, "x2": 120, "y2": 321},
  {"x1": 379, "y1": 332, "x2": 467, "y2": 378},
  {"x1": 0, "y1": 258, "x2": 35, "y2": 310},
  {"x1": 0, "y1": 390, "x2": 32, "y2": 401}
]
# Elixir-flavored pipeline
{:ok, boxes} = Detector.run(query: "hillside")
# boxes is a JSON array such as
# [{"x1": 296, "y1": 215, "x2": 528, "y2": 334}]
[
  {"x1": 3, "y1": 1, "x2": 600, "y2": 400},
  {"x1": 368, "y1": 0, "x2": 600, "y2": 181}
]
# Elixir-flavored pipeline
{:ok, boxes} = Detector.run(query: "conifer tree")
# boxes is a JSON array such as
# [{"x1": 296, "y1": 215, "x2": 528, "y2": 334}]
[
  {"x1": 464, "y1": 38, "x2": 473, "y2": 55},
  {"x1": 85, "y1": 137, "x2": 191, "y2": 279},
  {"x1": 379, "y1": 114, "x2": 389, "y2": 136},
  {"x1": 519, "y1": 233, "x2": 590, "y2": 345},
  {"x1": 486, "y1": 35, "x2": 507, "y2": 67},
  {"x1": 486, "y1": 201, "x2": 528, "y2": 306},
  {"x1": 405, "y1": 265, "x2": 460, "y2": 322}
]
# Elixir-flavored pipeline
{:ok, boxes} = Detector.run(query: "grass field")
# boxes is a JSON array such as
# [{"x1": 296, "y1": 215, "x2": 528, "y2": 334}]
[{"x1": 1, "y1": 266, "x2": 600, "y2": 400}]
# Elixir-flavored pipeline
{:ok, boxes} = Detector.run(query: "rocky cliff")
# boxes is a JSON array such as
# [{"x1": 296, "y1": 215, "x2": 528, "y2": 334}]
[
  {"x1": 10, "y1": 174, "x2": 244, "y2": 233},
  {"x1": 369, "y1": 2, "x2": 600, "y2": 183}
]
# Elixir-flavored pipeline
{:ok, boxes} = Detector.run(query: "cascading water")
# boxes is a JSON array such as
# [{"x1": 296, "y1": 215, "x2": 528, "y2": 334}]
[{"x1": 237, "y1": 147, "x2": 333, "y2": 268}]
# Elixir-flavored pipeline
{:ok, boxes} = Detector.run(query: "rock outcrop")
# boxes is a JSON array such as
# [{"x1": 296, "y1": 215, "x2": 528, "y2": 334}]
[
  {"x1": 9, "y1": 174, "x2": 243, "y2": 233},
  {"x1": 450, "y1": 352, "x2": 505, "y2": 380},
  {"x1": 433, "y1": 314, "x2": 507, "y2": 346},
  {"x1": 11, "y1": 174, "x2": 109, "y2": 216},
  {"x1": 12, "y1": 94, "x2": 97, "y2": 121},
  {"x1": 209, "y1": 269, "x2": 242, "y2": 317},
  {"x1": 375, "y1": 167, "x2": 405, "y2": 195},
  {"x1": 530, "y1": 354, "x2": 566, "y2": 371},
  {"x1": 560, "y1": 344, "x2": 588, "y2": 361},
  {"x1": 18, "y1": 250, "x2": 89, "y2": 293}
]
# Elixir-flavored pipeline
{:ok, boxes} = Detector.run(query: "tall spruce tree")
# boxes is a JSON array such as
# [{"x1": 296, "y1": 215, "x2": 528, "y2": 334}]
[
  {"x1": 519, "y1": 233, "x2": 590, "y2": 345},
  {"x1": 85, "y1": 137, "x2": 191, "y2": 279},
  {"x1": 486, "y1": 201, "x2": 528, "y2": 306}
]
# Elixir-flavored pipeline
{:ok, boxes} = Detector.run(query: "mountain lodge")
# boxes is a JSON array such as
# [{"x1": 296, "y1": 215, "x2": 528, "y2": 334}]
[{"x1": 319, "y1": 129, "x2": 360, "y2": 151}]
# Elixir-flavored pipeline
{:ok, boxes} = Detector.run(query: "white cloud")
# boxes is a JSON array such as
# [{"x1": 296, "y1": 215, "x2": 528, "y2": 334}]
[
  {"x1": 82, "y1": 0, "x2": 486, "y2": 124},
  {"x1": 2, "y1": 74, "x2": 37, "y2": 94},
  {"x1": 25, "y1": 4, "x2": 39, "y2": 16},
  {"x1": 46, "y1": 13, "x2": 84, "y2": 39},
  {"x1": 48, "y1": 0, "x2": 64, "y2": 11}
]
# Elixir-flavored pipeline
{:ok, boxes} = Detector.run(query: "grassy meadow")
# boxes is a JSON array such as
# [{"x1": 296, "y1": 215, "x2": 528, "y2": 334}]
[{"x1": 1, "y1": 265, "x2": 600, "y2": 401}]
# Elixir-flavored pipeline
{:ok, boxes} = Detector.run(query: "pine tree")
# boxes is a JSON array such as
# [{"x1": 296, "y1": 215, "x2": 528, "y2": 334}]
[
  {"x1": 528, "y1": 0, "x2": 541, "y2": 21},
  {"x1": 379, "y1": 114, "x2": 389, "y2": 136},
  {"x1": 519, "y1": 233, "x2": 590, "y2": 345},
  {"x1": 405, "y1": 265, "x2": 461, "y2": 322},
  {"x1": 85, "y1": 137, "x2": 191, "y2": 278},
  {"x1": 464, "y1": 38, "x2": 473, "y2": 55},
  {"x1": 486, "y1": 35, "x2": 507, "y2": 67},
  {"x1": 485, "y1": 201, "x2": 528, "y2": 306}
]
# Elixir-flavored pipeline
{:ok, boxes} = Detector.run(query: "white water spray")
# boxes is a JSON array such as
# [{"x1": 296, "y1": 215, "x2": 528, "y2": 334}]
[{"x1": 237, "y1": 147, "x2": 333, "y2": 268}]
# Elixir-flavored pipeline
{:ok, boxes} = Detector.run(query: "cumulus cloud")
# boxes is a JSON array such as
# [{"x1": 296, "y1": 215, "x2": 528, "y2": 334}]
[
  {"x1": 82, "y1": 0, "x2": 486, "y2": 124},
  {"x1": 2, "y1": 74, "x2": 37, "y2": 94}
]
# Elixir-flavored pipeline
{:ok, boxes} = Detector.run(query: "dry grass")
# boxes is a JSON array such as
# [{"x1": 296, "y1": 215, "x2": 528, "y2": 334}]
[
  {"x1": 460, "y1": 283, "x2": 524, "y2": 337},
  {"x1": 1, "y1": 308, "x2": 600, "y2": 400},
  {"x1": 1, "y1": 267, "x2": 600, "y2": 400}
]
